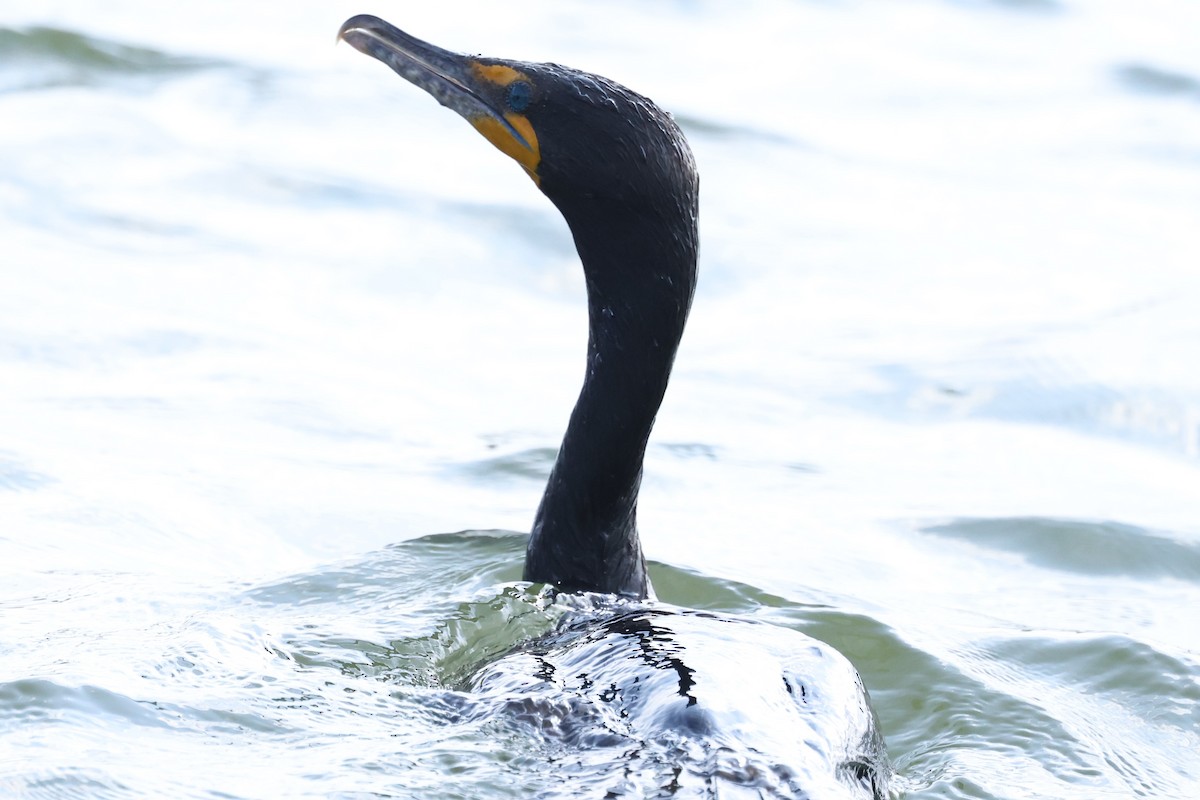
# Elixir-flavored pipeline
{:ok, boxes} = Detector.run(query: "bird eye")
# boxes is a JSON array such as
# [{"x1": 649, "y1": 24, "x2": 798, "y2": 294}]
[{"x1": 506, "y1": 81, "x2": 533, "y2": 113}]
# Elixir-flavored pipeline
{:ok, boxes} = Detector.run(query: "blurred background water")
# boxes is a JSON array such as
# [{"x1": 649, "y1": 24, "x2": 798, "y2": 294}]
[{"x1": 2, "y1": 0, "x2": 1199, "y2": 797}]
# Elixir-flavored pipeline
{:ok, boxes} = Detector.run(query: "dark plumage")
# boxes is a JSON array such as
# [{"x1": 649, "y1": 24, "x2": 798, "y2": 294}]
[
  {"x1": 337, "y1": 17, "x2": 888, "y2": 798},
  {"x1": 521, "y1": 66, "x2": 698, "y2": 599},
  {"x1": 339, "y1": 14, "x2": 696, "y2": 598}
]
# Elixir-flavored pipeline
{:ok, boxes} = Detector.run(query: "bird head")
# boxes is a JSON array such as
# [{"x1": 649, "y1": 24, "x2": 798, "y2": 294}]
[{"x1": 337, "y1": 15, "x2": 697, "y2": 218}]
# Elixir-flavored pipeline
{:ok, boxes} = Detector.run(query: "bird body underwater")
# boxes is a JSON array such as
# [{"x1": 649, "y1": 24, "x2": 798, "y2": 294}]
[{"x1": 338, "y1": 15, "x2": 888, "y2": 798}]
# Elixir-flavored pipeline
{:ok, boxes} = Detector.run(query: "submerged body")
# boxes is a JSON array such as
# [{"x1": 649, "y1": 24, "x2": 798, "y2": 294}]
[
  {"x1": 338, "y1": 14, "x2": 888, "y2": 797},
  {"x1": 472, "y1": 603, "x2": 886, "y2": 799}
]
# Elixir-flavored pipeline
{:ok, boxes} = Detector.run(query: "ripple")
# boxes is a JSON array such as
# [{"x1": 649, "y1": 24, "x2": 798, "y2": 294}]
[
  {"x1": 673, "y1": 113, "x2": 797, "y2": 146},
  {"x1": 921, "y1": 517, "x2": 1200, "y2": 582},
  {"x1": 0, "y1": 678, "x2": 168, "y2": 729},
  {"x1": 0, "y1": 455, "x2": 55, "y2": 492},
  {"x1": 657, "y1": 441, "x2": 720, "y2": 460},
  {"x1": 239, "y1": 533, "x2": 890, "y2": 798},
  {"x1": 448, "y1": 448, "x2": 557, "y2": 484},
  {"x1": 246, "y1": 530, "x2": 528, "y2": 609},
  {"x1": 0, "y1": 26, "x2": 226, "y2": 93},
  {"x1": 985, "y1": 633, "x2": 1200, "y2": 729},
  {"x1": 1116, "y1": 63, "x2": 1200, "y2": 99}
]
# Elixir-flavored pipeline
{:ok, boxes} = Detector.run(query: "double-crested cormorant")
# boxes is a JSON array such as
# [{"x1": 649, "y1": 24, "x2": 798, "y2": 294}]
[
  {"x1": 338, "y1": 15, "x2": 887, "y2": 798},
  {"x1": 339, "y1": 14, "x2": 694, "y2": 600}
]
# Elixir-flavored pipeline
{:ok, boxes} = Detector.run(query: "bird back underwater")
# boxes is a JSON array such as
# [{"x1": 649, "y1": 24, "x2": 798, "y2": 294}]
[{"x1": 468, "y1": 603, "x2": 888, "y2": 799}]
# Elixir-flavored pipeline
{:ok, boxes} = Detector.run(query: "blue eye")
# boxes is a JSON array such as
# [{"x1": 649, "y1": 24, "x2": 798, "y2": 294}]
[{"x1": 506, "y1": 81, "x2": 533, "y2": 112}]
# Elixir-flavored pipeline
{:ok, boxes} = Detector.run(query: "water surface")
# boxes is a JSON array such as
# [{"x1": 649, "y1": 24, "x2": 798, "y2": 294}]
[{"x1": 2, "y1": 1, "x2": 1198, "y2": 797}]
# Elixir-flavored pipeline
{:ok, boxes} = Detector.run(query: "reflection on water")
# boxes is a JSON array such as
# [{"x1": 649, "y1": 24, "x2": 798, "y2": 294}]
[{"x1": 2, "y1": 0, "x2": 1199, "y2": 798}]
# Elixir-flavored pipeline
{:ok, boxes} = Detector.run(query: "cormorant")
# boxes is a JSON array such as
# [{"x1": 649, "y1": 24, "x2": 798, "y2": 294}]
[
  {"x1": 338, "y1": 15, "x2": 887, "y2": 798},
  {"x1": 339, "y1": 13, "x2": 695, "y2": 600}
]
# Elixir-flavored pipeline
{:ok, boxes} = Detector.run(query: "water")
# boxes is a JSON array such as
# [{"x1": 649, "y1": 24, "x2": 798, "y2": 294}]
[{"x1": 2, "y1": 0, "x2": 1198, "y2": 797}]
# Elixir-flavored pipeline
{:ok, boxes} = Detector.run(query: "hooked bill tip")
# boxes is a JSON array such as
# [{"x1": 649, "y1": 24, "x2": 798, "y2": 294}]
[{"x1": 337, "y1": 14, "x2": 383, "y2": 46}]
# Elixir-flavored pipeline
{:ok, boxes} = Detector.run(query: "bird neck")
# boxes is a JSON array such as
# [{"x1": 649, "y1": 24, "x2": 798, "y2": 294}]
[{"x1": 524, "y1": 197, "x2": 698, "y2": 598}]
